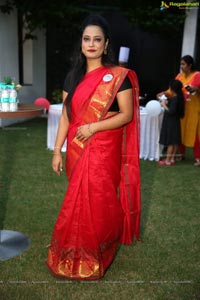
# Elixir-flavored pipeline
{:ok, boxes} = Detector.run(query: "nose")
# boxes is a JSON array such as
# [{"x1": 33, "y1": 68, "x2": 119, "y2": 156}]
[{"x1": 89, "y1": 39, "x2": 94, "y2": 46}]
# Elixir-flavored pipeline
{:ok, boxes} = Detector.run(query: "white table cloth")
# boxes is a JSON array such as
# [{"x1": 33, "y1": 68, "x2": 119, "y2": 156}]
[
  {"x1": 47, "y1": 104, "x2": 66, "y2": 152},
  {"x1": 47, "y1": 104, "x2": 163, "y2": 161},
  {"x1": 139, "y1": 107, "x2": 163, "y2": 161}
]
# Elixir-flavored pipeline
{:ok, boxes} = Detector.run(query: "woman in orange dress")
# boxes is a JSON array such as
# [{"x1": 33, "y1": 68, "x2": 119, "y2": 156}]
[
  {"x1": 157, "y1": 55, "x2": 200, "y2": 166},
  {"x1": 46, "y1": 15, "x2": 141, "y2": 280}
]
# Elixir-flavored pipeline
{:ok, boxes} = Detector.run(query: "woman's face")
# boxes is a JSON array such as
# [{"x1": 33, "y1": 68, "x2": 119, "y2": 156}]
[
  {"x1": 81, "y1": 25, "x2": 108, "y2": 60},
  {"x1": 180, "y1": 59, "x2": 192, "y2": 73}
]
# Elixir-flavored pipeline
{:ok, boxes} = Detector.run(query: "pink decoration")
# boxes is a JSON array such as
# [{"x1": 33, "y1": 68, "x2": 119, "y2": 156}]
[{"x1": 34, "y1": 98, "x2": 50, "y2": 111}]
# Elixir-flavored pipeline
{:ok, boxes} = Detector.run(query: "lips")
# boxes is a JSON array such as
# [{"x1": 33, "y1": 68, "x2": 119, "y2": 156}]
[{"x1": 87, "y1": 49, "x2": 96, "y2": 52}]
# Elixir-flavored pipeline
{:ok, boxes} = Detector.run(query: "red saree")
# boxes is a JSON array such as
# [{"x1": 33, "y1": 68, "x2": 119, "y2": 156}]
[{"x1": 46, "y1": 65, "x2": 141, "y2": 280}]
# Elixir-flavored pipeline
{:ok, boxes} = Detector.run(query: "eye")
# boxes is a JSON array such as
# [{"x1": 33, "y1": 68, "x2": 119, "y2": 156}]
[
  {"x1": 83, "y1": 37, "x2": 90, "y2": 42},
  {"x1": 94, "y1": 38, "x2": 102, "y2": 42}
]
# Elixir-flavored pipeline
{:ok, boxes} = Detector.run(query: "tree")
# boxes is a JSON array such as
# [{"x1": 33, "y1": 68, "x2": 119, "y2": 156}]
[
  {"x1": 0, "y1": 0, "x2": 186, "y2": 39},
  {"x1": 0, "y1": 0, "x2": 188, "y2": 100}
]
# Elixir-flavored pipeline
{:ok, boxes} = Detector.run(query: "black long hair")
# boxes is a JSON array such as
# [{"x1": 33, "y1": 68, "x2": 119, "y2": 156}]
[
  {"x1": 65, "y1": 15, "x2": 115, "y2": 119},
  {"x1": 169, "y1": 79, "x2": 185, "y2": 118},
  {"x1": 181, "y1": 55, "x2": 196, "y2": 71}
]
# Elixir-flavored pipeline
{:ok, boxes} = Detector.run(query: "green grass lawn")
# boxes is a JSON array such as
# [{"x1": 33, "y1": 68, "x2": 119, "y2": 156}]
[{"x1": 0, "y1": 118, "x2": 199, "y2": 300}]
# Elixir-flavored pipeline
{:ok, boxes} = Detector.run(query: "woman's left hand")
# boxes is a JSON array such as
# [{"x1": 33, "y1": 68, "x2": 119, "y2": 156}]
[
  {"x1": 76, "y1": 124, "x2": 94, "y2": 141},
  {"x1": 185, "y1": 85, "x2": 199, "y2": 93},
  {"x1": 189, "y1": 85, "x2": 199, "y2": 94}
]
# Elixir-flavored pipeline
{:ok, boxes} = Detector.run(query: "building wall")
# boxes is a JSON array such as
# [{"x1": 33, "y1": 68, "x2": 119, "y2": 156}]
[
  {"x1": 0, "y1": 8, "x2": 46, "y2": 127},
  {"x1": 0, "y1": 8, "x2": 19, "y2": 84}
]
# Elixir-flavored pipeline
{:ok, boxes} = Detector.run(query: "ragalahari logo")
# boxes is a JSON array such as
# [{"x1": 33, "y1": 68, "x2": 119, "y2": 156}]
[
  {"x1": 160, "y1": 1, "x2": 170, "y2": 10},
  {"x1": 160, "y1": 1, "x2": 199, "y2": 10}
]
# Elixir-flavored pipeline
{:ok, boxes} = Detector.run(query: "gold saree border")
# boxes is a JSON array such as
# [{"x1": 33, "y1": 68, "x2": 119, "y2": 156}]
[
  {"x1": 47, "y1": 240, "x2": 118, "y2": 280},
  {"x1": 67, "y1": 66, "x2": 130, "y2": 178}
]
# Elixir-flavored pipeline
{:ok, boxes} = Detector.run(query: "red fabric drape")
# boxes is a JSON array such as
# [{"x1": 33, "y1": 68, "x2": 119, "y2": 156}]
[{"x1": 46, "y1": 66, "x2": 141, "y2": 280}]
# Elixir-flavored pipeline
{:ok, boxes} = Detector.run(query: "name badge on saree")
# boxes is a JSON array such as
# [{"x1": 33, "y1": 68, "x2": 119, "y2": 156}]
[{"x1": 103, "y1": 74, "x2": 113, "y2": 82}]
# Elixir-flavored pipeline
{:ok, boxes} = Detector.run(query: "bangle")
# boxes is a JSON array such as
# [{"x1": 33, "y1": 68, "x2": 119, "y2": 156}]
[{"x1": 88, "y1": 123, "x2": 95, "y2": 135}]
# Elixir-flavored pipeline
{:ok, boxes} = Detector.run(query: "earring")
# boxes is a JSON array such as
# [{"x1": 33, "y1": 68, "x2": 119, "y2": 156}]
[{"x1": 104, "y1": 48, "x2": 107, "y2": 55}]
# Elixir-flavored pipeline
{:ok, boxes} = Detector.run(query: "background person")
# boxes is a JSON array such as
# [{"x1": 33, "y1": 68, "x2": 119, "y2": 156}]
[
  {"x1": 157, "y1": 79, "x2": 185, "y2": 166},
  {"x1": 157, "y1": 55, "x2": 200, "y2": 166}
]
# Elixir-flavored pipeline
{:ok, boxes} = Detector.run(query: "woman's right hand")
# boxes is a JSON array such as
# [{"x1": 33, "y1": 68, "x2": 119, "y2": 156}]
[
  {"x1": 156, "y1": 92, "x2": 165, "y2": 100},
  {"x1": 52, "y1": 153, "x2": 63, "y2": 176},
  {"x1": 156, "y1": 92, "x2": 162, "y2": 100}
]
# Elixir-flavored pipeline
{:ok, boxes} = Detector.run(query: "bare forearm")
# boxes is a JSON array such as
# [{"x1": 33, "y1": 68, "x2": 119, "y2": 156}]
[
  {"x1": 91, "y1": 112, "x2": 132, "y2": 133},
  {"x1": 76, "y1": 89, "x2": 134, "y2": 141},
  {"x1": 162, "y1": 104, "x2": 169, "y2": 111},
  {"x1": 157, "y1": 89, "x2": 171, "y2": 99},
  {"x1": 160, "y1": 99, "x2": 169, "y2": 112},
  {"x1": 75, "y1": 112, "x2": 133, "y2": 142},
  {"x1": 189, "y1": 85, "x2": 200, "y2": 94},
  {"x1": 54, "y1": 115, "x2": 69, "y2": 150}
]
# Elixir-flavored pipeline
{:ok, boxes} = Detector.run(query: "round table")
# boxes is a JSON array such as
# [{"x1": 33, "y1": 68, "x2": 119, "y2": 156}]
[
  {"x1": 0, "y1": 103, "x2": 44, "y2": 118},
  {"x1": 0, "y1": 103, "x2": 43, "y2": 261}
]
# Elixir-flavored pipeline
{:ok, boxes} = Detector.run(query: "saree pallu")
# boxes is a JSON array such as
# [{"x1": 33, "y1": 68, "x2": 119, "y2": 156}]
[
  {"x1": 176, "y1": 72, "x2": 200, "y2": 147},
  {"x1": 47, "y1": 66, "x2": 140, "y2": 280}
]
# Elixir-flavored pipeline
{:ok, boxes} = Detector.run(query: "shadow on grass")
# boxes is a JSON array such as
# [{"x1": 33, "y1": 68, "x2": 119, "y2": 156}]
[
  {"x1": 139, "y1": 159, "x2": 158, "y2": 239},
  {"x1": 0, "y1": 125, "x2": 23, "y2": 229},
  {"x1": 139, "y1": 147, "x2": 196, "y2": 240}
]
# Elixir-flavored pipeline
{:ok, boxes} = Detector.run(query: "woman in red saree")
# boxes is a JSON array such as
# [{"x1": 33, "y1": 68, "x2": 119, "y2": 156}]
[{"x1": 46, "y1": 15, "x2": 141, "y2": 280}]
